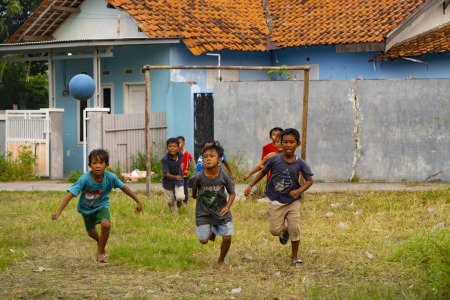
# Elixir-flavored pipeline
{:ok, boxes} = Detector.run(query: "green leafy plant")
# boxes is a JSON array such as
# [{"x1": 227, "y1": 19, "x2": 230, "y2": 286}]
[
  {"x1": 268, "y1": 64, "x2": 293, "y2": 80},
  {"x1": 67, "y1": 170, "x2": 83, "y2": 183},
  {"x1": 0, "y1": 145, "x2": 40, "y2": 181},
  {"x1": 349, "y1": 174, "x2": 360, "y2": 182}
]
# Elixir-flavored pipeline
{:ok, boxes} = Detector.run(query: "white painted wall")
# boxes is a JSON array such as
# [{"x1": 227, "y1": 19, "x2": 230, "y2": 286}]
[
  {"x1": 53, "y1": 0, "x2": 148, "y2": 40},
  {"x1": 387, "y1": 3, "x2": 450, "y2": 50}
]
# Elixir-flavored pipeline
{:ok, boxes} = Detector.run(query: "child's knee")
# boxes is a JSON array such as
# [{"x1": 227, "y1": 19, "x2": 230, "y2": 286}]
[
  {"x1": 288, "y1": 226, "x2": 301, "y2": 241},
  {"x1": 199, "y1": 238, "x2": 209, "y2": 244},
  {"x1": 269, "y1": 222, "x2": 284, "y2": 236},
  {"x1": 222, "y1": 236, "x2": 231, "y2": 243},
  {"x1": 100, "y1": 219, "x2": 111, "y2": 230},
  {"x1": 87, "y1": 229, "x2": 97, "y2": 237}
]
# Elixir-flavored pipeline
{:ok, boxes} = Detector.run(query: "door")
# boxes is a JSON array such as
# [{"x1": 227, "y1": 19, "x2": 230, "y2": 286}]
[{"x1": 125, "y1": 84, "x2": 145, "y2": 114}]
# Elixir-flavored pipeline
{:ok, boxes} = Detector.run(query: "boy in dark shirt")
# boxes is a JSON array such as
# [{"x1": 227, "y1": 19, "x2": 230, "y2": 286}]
[
  {"x1": 161, "y1": 138, "x2": 185, "y2": 214},
  {"x1": 189, "y1": 141, "x2": 236, "y2": 270},
  {"x1": 245, "y1": 128, "x2": 313, "y2": 266}
]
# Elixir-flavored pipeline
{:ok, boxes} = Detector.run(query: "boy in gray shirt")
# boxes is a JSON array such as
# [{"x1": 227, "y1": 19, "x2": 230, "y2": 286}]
[{"x1": 189, "y1": 141, "x2": 236, "y2": 270}]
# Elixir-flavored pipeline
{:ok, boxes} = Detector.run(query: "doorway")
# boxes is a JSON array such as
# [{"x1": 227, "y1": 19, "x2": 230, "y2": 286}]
[{"x1": 194, "y1": 93, "x2": 214, "y2": 159}]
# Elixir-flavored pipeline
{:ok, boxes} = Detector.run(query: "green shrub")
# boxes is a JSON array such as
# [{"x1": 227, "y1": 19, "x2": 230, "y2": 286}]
[
  {"x1": 129, "y1": 151, "x2": 163, "y2": 183},
  {"x1": 67, "y1": 170, "x2": 83, "y2": 183},
  {"x1": 0, "y1": 145, "x2": 40, "y2": 181}
]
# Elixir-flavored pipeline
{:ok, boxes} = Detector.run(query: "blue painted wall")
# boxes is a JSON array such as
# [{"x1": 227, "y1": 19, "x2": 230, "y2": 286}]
[{"x1": 273, "y1": 46, "x2": 450, "y2": 80}]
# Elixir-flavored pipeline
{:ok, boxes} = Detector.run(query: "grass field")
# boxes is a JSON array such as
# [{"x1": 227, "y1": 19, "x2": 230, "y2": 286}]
[{"x1": 0, "y1": 187, "x2": 449, "y2": 299}]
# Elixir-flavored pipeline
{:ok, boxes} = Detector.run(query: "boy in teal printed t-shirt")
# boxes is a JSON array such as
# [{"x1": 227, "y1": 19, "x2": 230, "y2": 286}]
[{"x1": 52, "y1": 149, "x2": 142, "y2": 263}]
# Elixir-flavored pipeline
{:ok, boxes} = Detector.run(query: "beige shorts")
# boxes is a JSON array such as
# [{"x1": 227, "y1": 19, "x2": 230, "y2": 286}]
[
  {"x1": 267, "y1": 200, "x2": 301, "y2": 242},
  {"x1": 163, "y1": 185, "x2": 185, "y2": 204}
]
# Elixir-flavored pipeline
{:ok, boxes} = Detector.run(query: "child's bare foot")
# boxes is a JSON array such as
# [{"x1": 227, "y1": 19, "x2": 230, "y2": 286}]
[
  {"x1": 96, "y1": 253, "x2": 108, "y2": 263},
  {"x1": 218, "y1": 260, "x2": 229, "y2": 271},
  {"x1": 209, "y1": 231, "x2": 216, "y2": 242}
]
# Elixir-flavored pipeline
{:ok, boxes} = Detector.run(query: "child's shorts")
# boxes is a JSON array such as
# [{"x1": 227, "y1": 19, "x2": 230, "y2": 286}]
[
  {"x1": 82, "y1": 207, "x2": 111, "y2": 232},
  {"x1": 196, "y1": 221, "x2": 234, "y2": 240},
  {"x1": 268, "y1": 200, "x2": 301, "y2": 241},
  {"x1": 163, "y1": 185, "x2": 185, "y2": 204}
]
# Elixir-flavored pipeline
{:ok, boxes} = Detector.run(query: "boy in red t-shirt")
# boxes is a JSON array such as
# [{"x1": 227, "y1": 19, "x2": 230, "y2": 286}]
[
  {"x1": 262, "y1": 127, "x2": 283, "y2": 159},
  {"x1": 261, "y1": 127, "x2": 283, "y2": 180},
  {"x1": 177, "y1": 136, "x2": 197, "y2": 203}
]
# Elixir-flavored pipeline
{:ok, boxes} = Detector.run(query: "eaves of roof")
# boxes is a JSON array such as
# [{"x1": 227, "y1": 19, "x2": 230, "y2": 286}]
[
  {"x1": 374, "y1": 23, "x2": 450, "y2": 61},
  {"x1": 0, "y1": 38, "x2": 180, "y2": 55}
]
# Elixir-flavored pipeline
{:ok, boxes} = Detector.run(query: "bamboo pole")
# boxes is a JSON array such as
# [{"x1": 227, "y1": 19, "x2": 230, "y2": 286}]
[
  {"x1": 300, "y1": 69, "x2": 310, "y2": 186},
  {"x1": 143, "y1": 65, "x2": 310, "y2": 71},
  {"x1": 145, "y1": 69, "x2": 151, "y2": 198}
]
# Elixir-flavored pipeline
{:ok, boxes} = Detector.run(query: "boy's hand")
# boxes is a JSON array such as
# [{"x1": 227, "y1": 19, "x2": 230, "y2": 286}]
[
  {"x1": 176, "y1": 175, "x2": 183, "y2": 181},
  {"x1": 51, "y1": 212, "x2": 60, "y2": 220},
  {"x1": 244, "y1": 186, "x2": 252, "y2": 196},
  {"x1": 289, "y1": 189, "x2": 302, "y2": 199},
  {"x1": 135, "y1": 202, "x2": 142, "y2": 213},
  {"x1": 242, "y1": 174, "x2": 249, "y2": 181},
  {"x1": 220, "y1": 206, "x2": 230, "y2": 216},
  {"x1": 230, "y1": 173, "x2": 237, "y2": 180}
]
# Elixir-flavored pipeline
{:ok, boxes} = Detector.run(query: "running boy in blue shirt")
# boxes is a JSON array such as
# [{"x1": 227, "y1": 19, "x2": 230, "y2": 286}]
[
  {"x1": 245, "y1": 128, "x2": 313, "y2": 266},
  {"x1": 195, "y1": 140, "x2": 236, "y2": 180},
  {"x1": 189, "y1": 141, "x2": 236, "y2": 270},
  {"x1": 52, "y1": 149, "x2": 142, "y2": 263}
]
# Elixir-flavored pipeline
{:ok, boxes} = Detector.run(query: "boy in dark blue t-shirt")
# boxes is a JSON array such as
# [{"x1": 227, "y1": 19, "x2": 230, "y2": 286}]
[
  {"x1": 161, "y1": 138, "x2": 185, "y2": 214},
  {"x1": 245, "y1": 128, "x2": 313, "y2": 266}
]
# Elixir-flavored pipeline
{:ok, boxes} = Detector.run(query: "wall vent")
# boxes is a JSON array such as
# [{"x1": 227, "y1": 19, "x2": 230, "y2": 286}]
[
  {"x1": 102, "y1": 70, "x2": 111, "y2": 76},
  {"x1": 80, "y1": 71, "x2": 88, "y2": 75},
  {"x1": 124, "y1": 69, "x2": 133, "y2": 75}
]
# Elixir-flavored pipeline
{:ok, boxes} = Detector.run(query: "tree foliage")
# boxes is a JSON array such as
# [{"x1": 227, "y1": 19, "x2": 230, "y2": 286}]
[
  {"x1": 1, "y1": 0, "x2": 48, "y2": 110},
  {"x1": 0, "y1": 61, "x2": 48, "y2": 109},
  {"x1": 0, "y1": 0, "x2": 43, "y2": 42}
]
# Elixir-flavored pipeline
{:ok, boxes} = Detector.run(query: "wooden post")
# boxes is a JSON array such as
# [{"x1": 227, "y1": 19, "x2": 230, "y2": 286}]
[
  {"x1": 145, "y1": 69, "x2": 151, "y2": 198},
  {"x1": 300, "y1": 69, "x2": 310, "y2": 185}
]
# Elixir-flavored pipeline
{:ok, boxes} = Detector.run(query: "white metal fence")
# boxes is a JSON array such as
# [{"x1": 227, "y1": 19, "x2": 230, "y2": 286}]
[{"x1": 5, "y1": 110, "x2": 50, "y2": 176}]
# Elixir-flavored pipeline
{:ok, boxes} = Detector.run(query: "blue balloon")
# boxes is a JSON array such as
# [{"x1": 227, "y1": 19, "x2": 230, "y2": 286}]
[{"x1": 69, "y1": 74, "x2": 96, "y2": 100}]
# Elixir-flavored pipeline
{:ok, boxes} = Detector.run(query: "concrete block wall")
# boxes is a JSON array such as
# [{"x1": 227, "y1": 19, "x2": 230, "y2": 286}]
[{"x1": 214, "y1": 79, "x2": 449, "y2": 182}]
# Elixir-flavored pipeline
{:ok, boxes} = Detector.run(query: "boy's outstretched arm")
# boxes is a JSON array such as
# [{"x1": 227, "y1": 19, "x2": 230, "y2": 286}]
[
  {"x1": 121, "y1": 185, "x2": 142, "y2": 213},
  {"x1": 220, "y1": 193, "x2": 235, "y2": 216},
  {"x1": 190, "y1": 157, "x2": 197, "y2": 170},
  {"x1": 223, "y1": 160, "x2": 236, "y2": 180},
  {"x1": 289, "y1": 177, "x2": 313, "y2": 199},
  {"x1": 242, "y1": 165, "x2": 262, "y2": 181},
  {"x1": 52, "y1": 192, "x2": 75, "y2": 220},
  {"x1": 244, "y1": 169, "x2": 269, "y2": 196}
]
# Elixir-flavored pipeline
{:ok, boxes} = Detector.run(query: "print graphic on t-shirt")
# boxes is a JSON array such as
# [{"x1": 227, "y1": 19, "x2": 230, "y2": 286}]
[
  {"x1": 272, "y1": 169, "x2": 293, "y2": 193},
  {"x1": 201, "y1": 191, "x2": 218, "y2": 210},
  {"x1": 82, "y1": 189, "x2": 104, "y2": 207}
]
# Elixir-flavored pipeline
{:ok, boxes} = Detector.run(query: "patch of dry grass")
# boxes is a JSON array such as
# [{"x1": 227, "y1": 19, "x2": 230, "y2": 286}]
[{"x1": 0, "y1": 187, "x2": 449, "y2": 299}]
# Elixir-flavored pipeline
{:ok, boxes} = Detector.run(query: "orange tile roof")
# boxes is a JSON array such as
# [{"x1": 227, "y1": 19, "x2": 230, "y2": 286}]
[
  {"x1": 269, "y1": 0, "x2": 428, "y2": 47},
  {"x1": 107, "y1": 0, "x2": 270, "y2": 55},
  {"x1": 106, "y1": 0, "x2": 428, "y2": 55},
  {"x1": 375, "y1": 24, "x2": 450, "y2": 61}
]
